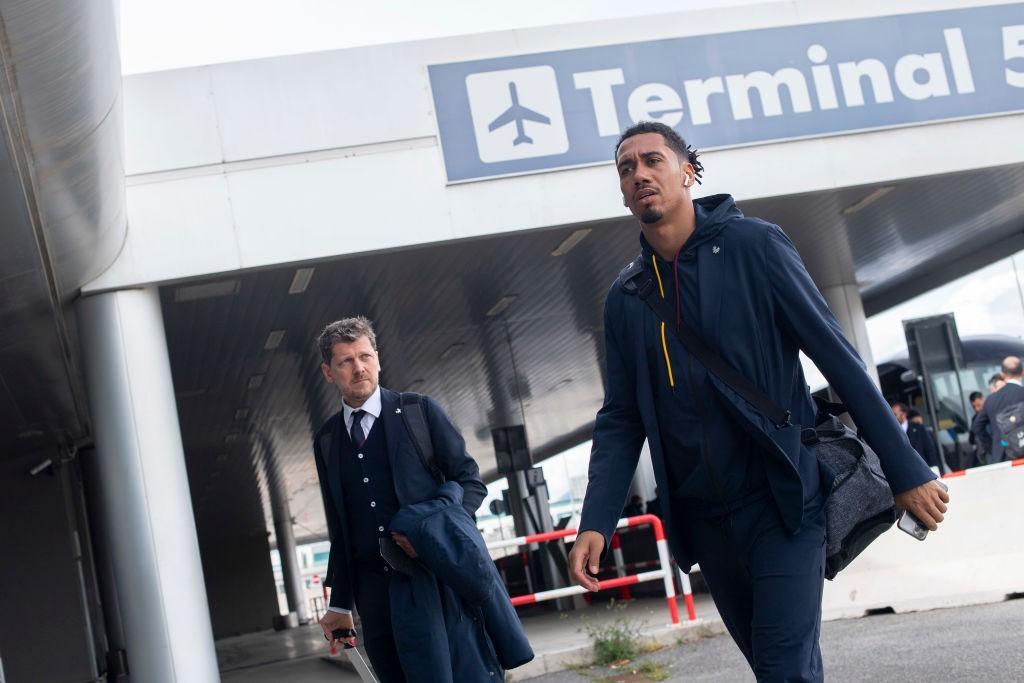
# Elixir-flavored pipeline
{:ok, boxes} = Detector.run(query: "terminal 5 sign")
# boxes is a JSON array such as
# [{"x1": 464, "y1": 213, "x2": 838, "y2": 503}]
[{"x1": 429, "y1": 4, "x2": 1024, "y2": 183}]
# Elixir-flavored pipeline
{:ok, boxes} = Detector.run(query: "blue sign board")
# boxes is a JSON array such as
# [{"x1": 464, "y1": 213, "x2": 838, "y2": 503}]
[{"x1": 429, "y1": 4, "x2": 1024, "y2": 182}]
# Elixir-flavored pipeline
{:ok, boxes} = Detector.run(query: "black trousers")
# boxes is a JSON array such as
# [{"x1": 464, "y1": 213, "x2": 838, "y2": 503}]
[
  {"x1": 681, "y1": 490, "x2": 827, "y2": 682},
  {"x1": 355, "y1": 567, "x2": 407, "y2": 683}
]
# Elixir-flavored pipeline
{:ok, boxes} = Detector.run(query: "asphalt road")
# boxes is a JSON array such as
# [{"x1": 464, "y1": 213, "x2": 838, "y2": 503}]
[{"x1": 529, "y1": 599, "x2": 1024, "y2": 682}]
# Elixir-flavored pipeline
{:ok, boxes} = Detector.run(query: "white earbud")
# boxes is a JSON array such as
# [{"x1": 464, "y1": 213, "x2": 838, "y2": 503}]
[{"x1": 683, "y1": 175, "x2": 692, "y2": 188}]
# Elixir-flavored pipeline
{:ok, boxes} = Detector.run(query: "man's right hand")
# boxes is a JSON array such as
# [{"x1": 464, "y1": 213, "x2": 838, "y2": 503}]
[
  {"x1": 568, "y1": 530, "x2": 605, "y2": 592},
  {"x1": 319, "y1": 610, "x2": 356, "y2": 648}
]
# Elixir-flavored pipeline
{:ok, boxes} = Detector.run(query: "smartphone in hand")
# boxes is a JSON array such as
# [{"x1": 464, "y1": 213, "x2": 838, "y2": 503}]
[{"x1": 897, "y1": 480, "x2": 949, "y2": 541}]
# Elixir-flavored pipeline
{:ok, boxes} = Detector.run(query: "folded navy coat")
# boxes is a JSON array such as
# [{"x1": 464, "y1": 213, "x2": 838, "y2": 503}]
[{"x1": 390, "y1": 481, "x2": 535, "y2": 673}]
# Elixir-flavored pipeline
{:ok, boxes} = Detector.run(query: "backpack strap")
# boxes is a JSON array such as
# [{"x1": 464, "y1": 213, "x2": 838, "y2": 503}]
[
  {"x1": 617, "y1": 253, "x2": 656, "y2": 298},
  {"x1": 619, "y1": 251, "x2": 791, "y2": 428},
  {"x1": 400, "y1": 393, "x2": 445, "y2": 483}
]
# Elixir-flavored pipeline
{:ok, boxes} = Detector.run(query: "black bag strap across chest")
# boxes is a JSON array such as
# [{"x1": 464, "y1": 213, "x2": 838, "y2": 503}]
[
  {"x1": 400, "y1": 392, "x2": 445, "y2": 483},
  {"x1": 618, "y1": 254, "x2": 791, "y2": 428}
]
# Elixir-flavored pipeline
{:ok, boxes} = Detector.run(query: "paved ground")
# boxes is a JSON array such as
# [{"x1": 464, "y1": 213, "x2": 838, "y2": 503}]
[
  {"x1": 526, "y1": 599, "x2": 1024, "y2": 682},
  {"x1": 218, "y1": 594, "x2": 713, "y2": 681}
]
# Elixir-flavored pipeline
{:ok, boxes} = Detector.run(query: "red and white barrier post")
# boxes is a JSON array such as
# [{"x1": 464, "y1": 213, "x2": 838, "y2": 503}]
[
  {"x1": 486, "y1": 514, "x2": 693, "y2": 627},
  {"x1": 610, "y1": 532, "x2": 632, "y2": 601},
  {"x1": 675, "y1": 565, "x2": 698, "y2": 622}
]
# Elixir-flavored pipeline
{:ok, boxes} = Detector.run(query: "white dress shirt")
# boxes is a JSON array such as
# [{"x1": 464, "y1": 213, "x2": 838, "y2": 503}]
[
  {"x1": 327, "y1": 386, "x2": 383, "y2": 616},
  {"x1": 1006, "y1": 377, "x2": 1022, "y2": 386}
]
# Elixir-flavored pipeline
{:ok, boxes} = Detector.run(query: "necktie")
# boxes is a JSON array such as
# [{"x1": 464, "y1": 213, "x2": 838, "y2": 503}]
[{"x1": 350, "y1": 410, "x2": 366, "y2": 447}]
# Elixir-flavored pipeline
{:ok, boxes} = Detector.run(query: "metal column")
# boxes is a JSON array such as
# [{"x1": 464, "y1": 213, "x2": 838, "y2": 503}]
[
  {"x1": 264, "y1": 443, "x2": 311, "y2": 625},
  {"x1": 77, "y1": 288, "x2": 219, "y2": 682}
]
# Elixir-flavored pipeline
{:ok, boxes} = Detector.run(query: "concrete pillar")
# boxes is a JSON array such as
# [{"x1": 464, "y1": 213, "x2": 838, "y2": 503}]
[
  {"x1": 77, "y1": 288, "x2": 219, "y2": 682},
  {"x1": 265, "y1": 449, "x2": 311, "y2": 625},
  {"x1": 823, "y1": 283, "x2": 880, "y2": 387}
]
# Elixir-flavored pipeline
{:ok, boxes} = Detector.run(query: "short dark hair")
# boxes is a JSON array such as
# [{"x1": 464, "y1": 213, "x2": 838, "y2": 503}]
[
  {"x1": 1001, "y1": 356, "x2": 1023, "y2": 377},
  {"x1": 907, "y1": 409, "x2": 921, "y2": 420},
  {"x1": 316, "y1": 316, "x2": 377, "y2": 364},
  {"x1": 614, "y1": 121, "x2": 704, "y2": 183},
  {"x1": 969, "y1": 391, "x2": 984, "y2": 402},
  {"x1": 891, "y1": 401, "x2": 908, "y2": 413},
  {"x1": 989, "y1": 373, "x2": 1004, "y2": 386}
]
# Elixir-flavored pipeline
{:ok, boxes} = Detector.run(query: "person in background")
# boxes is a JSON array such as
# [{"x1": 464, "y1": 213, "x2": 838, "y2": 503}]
[
  {"x1": 967, "y1": 391, "x2": 985, "y2": 468},
  {"x1": 972, "y1": 357, "x2": 1024, "y2": 465},
  {"x1": 892, "y1": 402, "x2": 940, "y2": 468},
  {"x1": 989, "y1": 373, "x2": 1006, "y2": 394}
]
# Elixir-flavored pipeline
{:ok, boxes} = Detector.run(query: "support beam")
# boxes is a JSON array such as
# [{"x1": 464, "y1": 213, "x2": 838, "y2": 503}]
[
  {"x1": 265, "y1": 447, "x2": 311, "y2": 625},
  {"x1": 823, "y1": 283, "x2": 880, "y2": 387},
  {"x1": 77, "y1": 288, "x2": 218, "y2": 682}
]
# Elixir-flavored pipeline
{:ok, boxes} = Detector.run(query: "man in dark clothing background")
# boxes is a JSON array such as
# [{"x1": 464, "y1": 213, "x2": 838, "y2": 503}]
[
  {"x1": 968, "y1": 391, "x2": 985, "y2": 468},
  {"x1": 972, "y1": 356, "x2": 1024, "y2": 465},
  {"x1": 568, "y1": 121, "x2": 949, "y2": 683},
  {"x1": 891, "y1": 402, "x2": 941, "y2": 468}
]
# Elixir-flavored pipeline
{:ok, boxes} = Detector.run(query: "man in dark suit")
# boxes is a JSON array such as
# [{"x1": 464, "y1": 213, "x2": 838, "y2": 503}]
[
  {"x1": 313, "y1": 316, "x2": 487, "y2": 682},
  {"x1": 972, "y1": 356, "x2": 1024, "y2": 465},
  {"x1": 568, "y1": 122, "x2": 948, "y2": 682},
  {"x1": 891, "y1": 402, "x2": 940, "y2": 468}
]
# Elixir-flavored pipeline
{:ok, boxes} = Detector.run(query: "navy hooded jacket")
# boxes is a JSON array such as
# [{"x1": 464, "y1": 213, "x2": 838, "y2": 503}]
[{"x1": 579, "y1": 194, "x2": 936, "y2": 571}]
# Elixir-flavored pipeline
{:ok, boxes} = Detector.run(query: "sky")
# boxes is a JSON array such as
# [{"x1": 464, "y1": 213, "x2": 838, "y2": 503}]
[
  {"x1": 120, "y1": 1, "x2": 1024, "y2": 506},
  {"x1": 119, "y1": 0, "x2": 770, "y2": 74}
]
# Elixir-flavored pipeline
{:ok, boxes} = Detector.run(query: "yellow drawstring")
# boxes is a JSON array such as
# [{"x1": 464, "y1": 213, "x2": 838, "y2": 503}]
[{"x1": 651, "y1": 255, "x2": 675, "y2": 388}]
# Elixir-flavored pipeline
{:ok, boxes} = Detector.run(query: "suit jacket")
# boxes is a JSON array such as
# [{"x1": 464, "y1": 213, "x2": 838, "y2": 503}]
[
  {"x1": 906, "y1": 422, "x2": 940, "y2": 468},
  {"x1": 312, "y1": 387, "x2": 486, "y2": 610},
  {"x1": 579, "y1": 195, "x2": 936, "y2": 571},
  {"x1": 971, "y1": 382, "x2": 1024, "y2": 465}
]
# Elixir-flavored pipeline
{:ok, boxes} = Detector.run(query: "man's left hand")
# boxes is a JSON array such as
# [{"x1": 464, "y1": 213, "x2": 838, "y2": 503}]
[
  {"x1": 391, "y1": 532, "x2": 417, "y2": 558},
  {"x1": 894, "y1": 480, "x2": 950, "y2": 531}
]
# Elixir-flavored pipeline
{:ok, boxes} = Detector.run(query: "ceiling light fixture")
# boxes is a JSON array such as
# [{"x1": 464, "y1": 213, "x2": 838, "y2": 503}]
[
  {"x1": 551, "y1": 228, "x2": 591, "y2": 256},
  {"x1": 486, "y1": 295, "x2": 518, "y2": 317},
  {"x1": 288, "y1": 267, "x2": 315, "y2": 294},
  {"x1": 264, "y1": 330, "x2": 285, "y2": 350},
  {"x1": 840, "y1": 186, "x2": 895, "y2": 216},
  {"x1": 247, "y1": 374, "x2": 265, "y2": 390},
  {"x1": 174, "y1": 279, "x2": 240, "y2": 303}
]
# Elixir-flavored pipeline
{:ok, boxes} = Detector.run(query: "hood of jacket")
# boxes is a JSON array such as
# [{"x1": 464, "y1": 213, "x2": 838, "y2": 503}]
[{"x1": 640, "y1": 193, "x2": 741, "y2": 260}]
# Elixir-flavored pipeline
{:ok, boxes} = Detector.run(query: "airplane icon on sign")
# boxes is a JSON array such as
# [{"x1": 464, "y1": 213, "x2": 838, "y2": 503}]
[{"x1": 487, "y1": 82, "x2": 551, "y2": 146}]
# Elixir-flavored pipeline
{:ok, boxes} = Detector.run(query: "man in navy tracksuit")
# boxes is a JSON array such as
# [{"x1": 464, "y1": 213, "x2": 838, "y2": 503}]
[{"x1": 568, "y1": 122, "x2": 950, "y2": 682}]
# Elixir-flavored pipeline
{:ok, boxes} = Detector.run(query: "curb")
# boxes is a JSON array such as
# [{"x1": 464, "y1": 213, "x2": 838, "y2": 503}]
[{"x1": 508, "y1": 617, "x2": 728, "y2": 681}]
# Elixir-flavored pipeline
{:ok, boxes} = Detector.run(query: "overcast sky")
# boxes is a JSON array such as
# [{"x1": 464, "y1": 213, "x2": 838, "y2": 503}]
[
  {"x1": 120, "y1": 1, "x2": 1024, "y2": 501},
  {"x1": 120, "y1": 0, "x2": 771, "y2": 74}
]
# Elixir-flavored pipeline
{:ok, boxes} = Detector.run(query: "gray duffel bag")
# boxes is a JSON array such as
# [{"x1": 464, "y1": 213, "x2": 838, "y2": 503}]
[{"x1": 801, "y1": 412, "x2": 897, "y2": 580}]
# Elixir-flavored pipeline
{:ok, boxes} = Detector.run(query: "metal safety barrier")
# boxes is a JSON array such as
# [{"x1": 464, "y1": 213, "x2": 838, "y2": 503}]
[{"x1": 485, "y1": 514, "x2": 697, "y2": 626}]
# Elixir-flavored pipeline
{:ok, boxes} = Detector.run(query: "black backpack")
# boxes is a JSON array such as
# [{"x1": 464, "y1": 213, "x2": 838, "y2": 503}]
[{"x1": 995, "y1": 401, "x2": 1024, "y2": 459}]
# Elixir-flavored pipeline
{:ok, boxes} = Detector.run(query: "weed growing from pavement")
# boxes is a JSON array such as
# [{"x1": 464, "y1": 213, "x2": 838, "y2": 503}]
[{"x1": 582, "y1": 600, "x2": 646, "y2": 666}]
